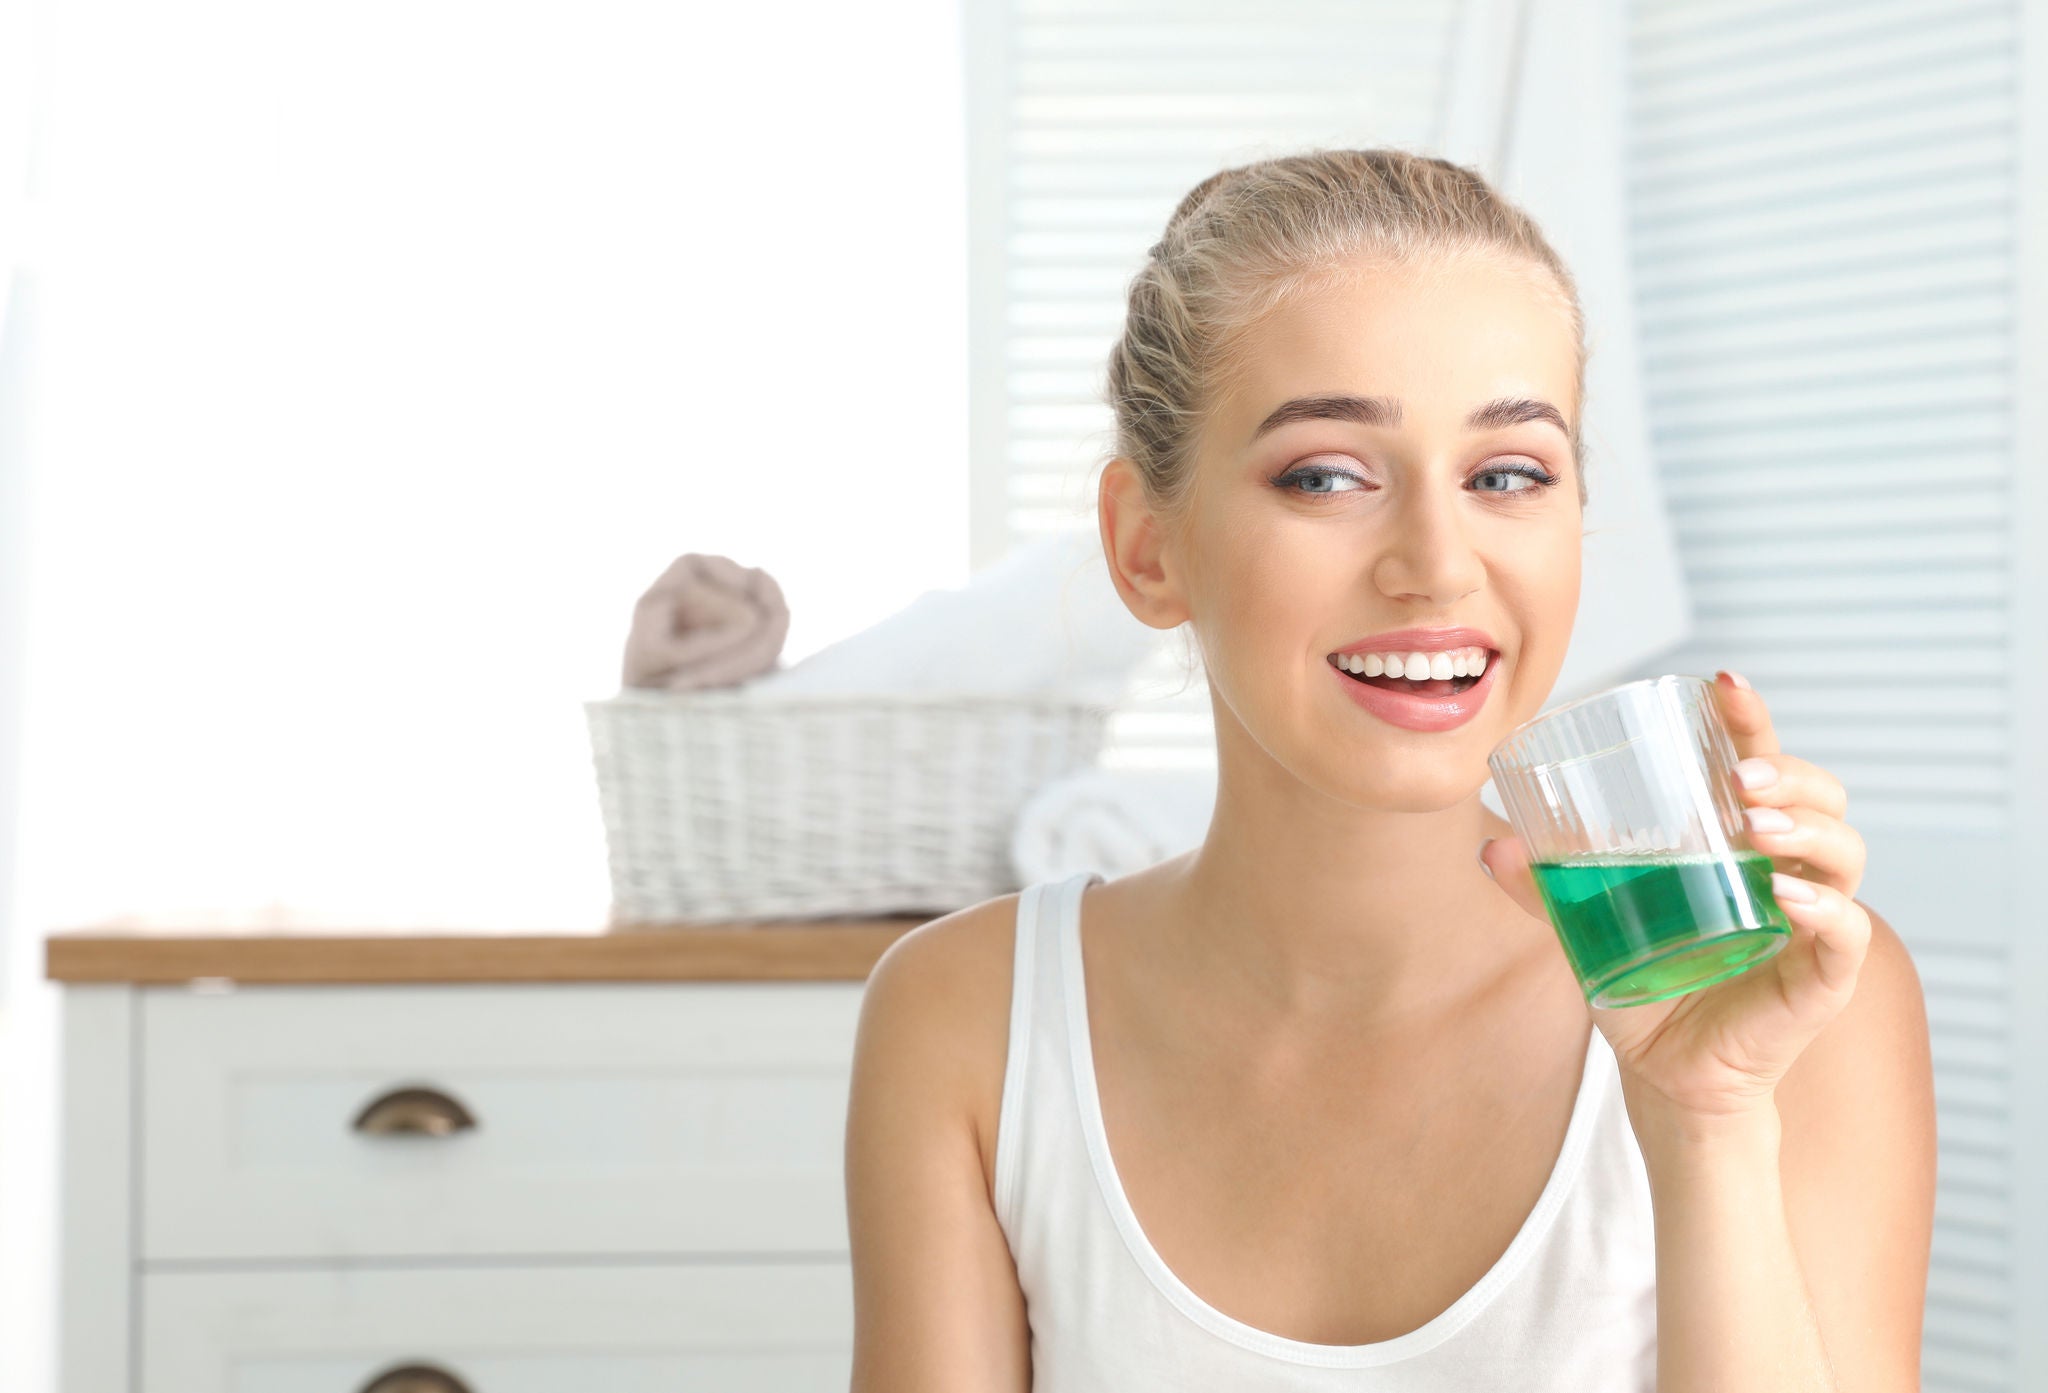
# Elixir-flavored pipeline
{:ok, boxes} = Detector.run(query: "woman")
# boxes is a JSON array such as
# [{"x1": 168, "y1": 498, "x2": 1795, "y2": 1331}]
[{"x1": 845, "y1": 148, "x2": 1935, "y2": 1391}]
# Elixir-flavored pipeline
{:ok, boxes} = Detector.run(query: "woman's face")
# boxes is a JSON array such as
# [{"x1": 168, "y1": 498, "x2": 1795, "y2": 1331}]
[{"x1": 1167, "y1": 253, "x2": 1583, "y2": 812}]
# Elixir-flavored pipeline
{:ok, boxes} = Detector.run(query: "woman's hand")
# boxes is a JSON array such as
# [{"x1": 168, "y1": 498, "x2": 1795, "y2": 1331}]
[{"x1": 1480, "y1": 670, "x2": 1873, "y2": 1122}]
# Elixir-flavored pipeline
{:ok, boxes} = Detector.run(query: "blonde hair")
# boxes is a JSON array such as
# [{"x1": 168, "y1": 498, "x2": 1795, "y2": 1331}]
[{"x1": 1104, "y1": 147, "x2": 1590, "y2": 529}]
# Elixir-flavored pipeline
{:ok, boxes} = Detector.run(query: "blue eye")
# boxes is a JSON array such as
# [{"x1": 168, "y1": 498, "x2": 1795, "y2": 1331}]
[
  {"x1": 1277, "y1": 466, "x2": 1364, "y2": 494},
  {"x1": 1474, "y1": 463, "x2": 1561, "y2": 493}
]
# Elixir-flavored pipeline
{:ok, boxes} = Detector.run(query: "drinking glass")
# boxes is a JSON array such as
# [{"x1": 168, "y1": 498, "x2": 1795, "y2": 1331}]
[{"x1": 1486, "y1": 674, "x2": 1793, "y2": 1008}]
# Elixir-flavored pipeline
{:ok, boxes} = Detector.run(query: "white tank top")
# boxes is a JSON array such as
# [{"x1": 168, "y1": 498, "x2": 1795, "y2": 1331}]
[{"x1": 994, "y1": 870, "x2": 1660, "y2": 1391}]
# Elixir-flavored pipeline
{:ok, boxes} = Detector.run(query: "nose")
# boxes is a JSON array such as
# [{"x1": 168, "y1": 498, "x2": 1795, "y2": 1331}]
[{"x1": 1372, "y1": 476, "x2": 1485, "y2": 606}]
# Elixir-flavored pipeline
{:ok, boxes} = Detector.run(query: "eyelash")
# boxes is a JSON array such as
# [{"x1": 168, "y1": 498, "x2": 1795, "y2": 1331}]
[{"x1": 1272, "y1": 462, "x2": 1561, "y2": 498}]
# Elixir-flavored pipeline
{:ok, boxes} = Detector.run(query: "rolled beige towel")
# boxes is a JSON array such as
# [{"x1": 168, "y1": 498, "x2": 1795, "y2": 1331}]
[{"x1": 621, "y1": 552, "x2": 791, "y2": 691}]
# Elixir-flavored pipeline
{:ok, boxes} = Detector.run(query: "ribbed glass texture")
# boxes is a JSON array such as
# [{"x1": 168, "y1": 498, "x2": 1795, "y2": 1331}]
[{"x1": 1487, "y1": 675, "x2": 1750, "y2": 864}]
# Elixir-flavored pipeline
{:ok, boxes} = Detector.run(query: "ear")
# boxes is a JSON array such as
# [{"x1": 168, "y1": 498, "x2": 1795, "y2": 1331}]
[{"x1": 1098, "y1": 457, "x2": 1192, "y2": 631}]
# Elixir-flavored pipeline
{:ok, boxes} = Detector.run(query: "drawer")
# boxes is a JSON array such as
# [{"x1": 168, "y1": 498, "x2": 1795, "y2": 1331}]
[
  {"x1": 140, "y1": 982, "x2": 863, "y2": 1261},
  {"x1": 140, "y1": 1261, "x2": 853, "y2": 1392}
]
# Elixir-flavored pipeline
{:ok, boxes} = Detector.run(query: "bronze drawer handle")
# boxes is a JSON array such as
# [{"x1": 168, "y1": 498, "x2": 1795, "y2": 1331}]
[
  {"x1": 350, "y1": 1085, "x2": 477, "y2": 1137},
  {"x1": 358, "y1": 1363, "x2": 472, "y2": 1393}
]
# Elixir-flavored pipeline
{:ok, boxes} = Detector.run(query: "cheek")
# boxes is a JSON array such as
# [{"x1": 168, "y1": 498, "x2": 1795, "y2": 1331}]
[
  {"x1": 1556, "y1": 527, "x2": 1585, "y2": 615},
  {"x1": 1538, "y1": 535, "x2": 1583, "y2": 616},
  {"x1": 1181, "y1": 513, "x2": 1339, "y2": 699},
  {"x1": 1502, "y1": 526, "x2": 1583, "y2": 676},
  {"x1": 1190, "y1": 506, "x2": 1331, "y2": 627}
]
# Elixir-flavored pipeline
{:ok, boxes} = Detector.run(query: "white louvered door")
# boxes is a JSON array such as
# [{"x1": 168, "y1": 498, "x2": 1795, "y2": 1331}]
[
  {"x1": 966, "y1": 1, "x2": 2046, "y2": 1386},
  {"x1": 1613, "y1": 4, "x2": 2040, "y2": 1387}
]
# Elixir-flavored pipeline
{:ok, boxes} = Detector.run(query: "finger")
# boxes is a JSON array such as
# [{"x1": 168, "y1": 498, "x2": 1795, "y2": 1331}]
[
  {"x1": 1714, "y1": 670, "x2": 1780, "y2": 760},
  {"x1": 1479, "y1": 834, "x2": 1550, "y2": 925},
  {"x1": 1729, "y1": 752, "x2": 1851, "y2": 820},
  {"x1": 1738, "y1": 805, "x2": 1867, "y2": 898},
  {"x1": 1768, "y1": 872, "x2": 1872, "y2": 1004}
]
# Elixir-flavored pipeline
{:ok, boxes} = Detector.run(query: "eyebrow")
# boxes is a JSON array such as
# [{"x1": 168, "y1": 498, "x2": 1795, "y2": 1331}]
[{"x1": 1248, "y1": 393, "x2": 1571, "y2": 444}]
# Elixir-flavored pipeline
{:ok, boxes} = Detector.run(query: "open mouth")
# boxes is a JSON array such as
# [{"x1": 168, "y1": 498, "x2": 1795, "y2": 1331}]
[{"x1": 1328, "y1": 652, "x2": 1493, "y2": 699}]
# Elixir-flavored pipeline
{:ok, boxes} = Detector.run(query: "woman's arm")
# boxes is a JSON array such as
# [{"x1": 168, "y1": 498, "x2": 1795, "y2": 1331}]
[
  {"x1": 1484, "y1": 673, "x2": 1935, "y2": 1390},
  {"x1": 845, "y1": 906, "x2": 1033, "y2": 1392},
  {"x1": 1623, "y1": 904, "x2": 1934, "y2": 1393},
  {"x1": 1626, "y1": 1096, "x2": 1832, "y2": 1387}
]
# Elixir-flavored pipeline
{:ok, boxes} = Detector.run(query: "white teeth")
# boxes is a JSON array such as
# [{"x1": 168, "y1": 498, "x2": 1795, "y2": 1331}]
[{"x1": 1329, "y1": 645, "x2": 1493, "y2": 680}]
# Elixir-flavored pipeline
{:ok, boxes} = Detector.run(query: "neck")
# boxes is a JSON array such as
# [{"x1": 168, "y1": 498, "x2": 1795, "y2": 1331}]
[{"x1": 1163, "y1": 716, "x2": 1524, "y2": 1031}]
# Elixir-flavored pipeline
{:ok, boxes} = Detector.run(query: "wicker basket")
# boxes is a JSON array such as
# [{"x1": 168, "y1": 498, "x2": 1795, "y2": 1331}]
[{"x1": 585, "y1": 687, "x2": 1113, "y2": 922}]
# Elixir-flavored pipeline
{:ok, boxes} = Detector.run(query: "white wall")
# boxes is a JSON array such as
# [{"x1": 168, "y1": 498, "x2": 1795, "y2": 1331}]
[{"x1": 0, "y1": 3, "x2": 969, "y2": 1388}]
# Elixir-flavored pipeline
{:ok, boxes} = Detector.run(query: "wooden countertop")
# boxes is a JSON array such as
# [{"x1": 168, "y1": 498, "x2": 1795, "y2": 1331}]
[{"x1": 44, "y1": 907, "x2": 933, "y2": 985}]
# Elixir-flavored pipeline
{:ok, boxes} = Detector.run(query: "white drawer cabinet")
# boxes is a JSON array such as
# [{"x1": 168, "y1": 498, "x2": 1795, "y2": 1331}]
[
  {"x1": 59, "y1": 977, "x2": 872, "y2": 1393},
  {"x1": 140, "y1": 983, "x2": 861, "y2": 1261},
  {"x1": 142, "y1": 1265, "x2": 854, "y2": 1392}
]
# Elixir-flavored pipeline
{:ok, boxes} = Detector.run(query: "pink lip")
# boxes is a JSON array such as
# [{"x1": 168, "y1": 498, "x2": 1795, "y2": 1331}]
[
  {"x1": 1330, "y1": 645, "x2": 1502, "y2": 732},
  {"x1": 1331, "y1": 625, "x2": 1498, "y2": 656}
]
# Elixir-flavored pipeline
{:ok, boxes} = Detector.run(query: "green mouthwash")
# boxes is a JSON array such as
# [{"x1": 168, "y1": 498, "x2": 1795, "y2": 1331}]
[{"x1": 1528, "y1": 850, "x2": 1793, "y2": 1008}]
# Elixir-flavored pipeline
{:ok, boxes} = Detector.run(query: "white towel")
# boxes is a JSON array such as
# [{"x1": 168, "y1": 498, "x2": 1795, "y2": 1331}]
[
  {"x1": 1435, "y1": 0, "x2": 1694, "y2": 707},
  {"x1": 744, "y1": 529, "x2": 1163, "y2": 704},
  {"x1": 1010, "y1": 764, "x2": 1217, "y2": 885}
]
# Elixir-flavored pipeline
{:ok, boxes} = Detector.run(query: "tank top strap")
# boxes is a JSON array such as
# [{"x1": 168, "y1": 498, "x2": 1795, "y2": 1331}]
[{"x1": 993, "y1": 871, "x2": 1100, "y2": 1231}]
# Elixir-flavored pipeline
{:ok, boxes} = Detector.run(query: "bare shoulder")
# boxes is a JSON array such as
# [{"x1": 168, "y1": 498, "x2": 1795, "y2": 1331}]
[
  {"x1": 846, "y1": 892, "x2": 1036, "y2": 1390},
  {"x1": 1773, "y1": 901, "x2": 1936, "y2": 1390},
  {"x1": 1775, "y1": 899, "x2": 1933, "y2": 1121},
  {"x1": 854, "y1": 892, "x2": 1025, "y2": 1201}
]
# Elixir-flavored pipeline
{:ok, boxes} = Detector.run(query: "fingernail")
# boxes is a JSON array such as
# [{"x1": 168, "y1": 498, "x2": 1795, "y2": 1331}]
[
  {"x1": 1743, "y1": 805, "x2": 1795, "y2": 834},
  {"x1": 1734, "y1": 758, "x2": 1778, "y2": 790},
  {"x1": 1477, "y1": 838, "x2": 1495, "y2": 879},
  {"x1": 1771, "y1": 871, "x2": 1818, "y2": 904},
  {"x1": 1719, "y1": 669, "x2": 1753, "y2": 691}
]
